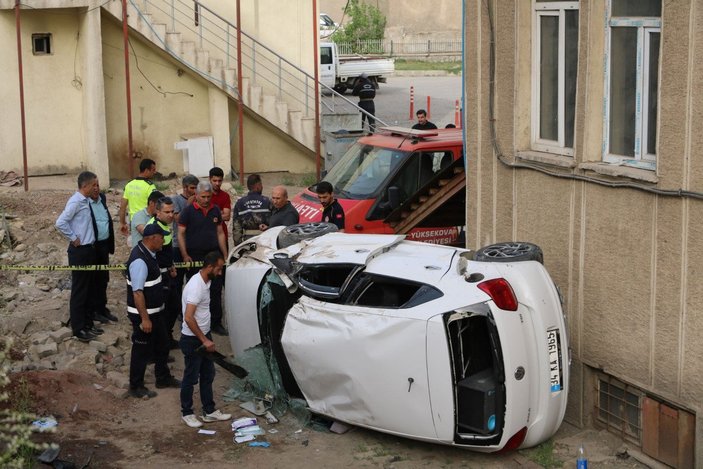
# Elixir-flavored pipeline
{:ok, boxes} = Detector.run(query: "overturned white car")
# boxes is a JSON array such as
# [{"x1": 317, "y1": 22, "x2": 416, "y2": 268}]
[{"x1": 225, "y1": 223, "x2": 569, "y2": 452}]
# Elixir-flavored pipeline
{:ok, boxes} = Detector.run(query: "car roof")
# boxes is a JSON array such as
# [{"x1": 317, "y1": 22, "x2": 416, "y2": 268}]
[{"x1": 358, "y1": 128, "x2": 463, "y2": 152}]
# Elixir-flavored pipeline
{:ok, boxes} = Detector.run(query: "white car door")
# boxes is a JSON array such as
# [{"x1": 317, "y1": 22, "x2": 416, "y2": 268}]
[{"x1": 319, "y1": 45, "x2": 335, "y2": 90}]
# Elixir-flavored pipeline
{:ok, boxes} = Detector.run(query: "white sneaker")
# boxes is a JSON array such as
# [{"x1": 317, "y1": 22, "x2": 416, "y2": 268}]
[
  {"x1": 202, "y1": 409, "x2": 231, "y2": 422},
  {"x1": 182, "y1": 414, "x2": 203, "y2": 428}
]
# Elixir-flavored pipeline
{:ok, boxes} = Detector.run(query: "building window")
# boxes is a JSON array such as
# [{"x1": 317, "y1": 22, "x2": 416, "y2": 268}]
[
  {"x1": 532, "y1": 1, "x2": 579, "y2": 156},
  {"x1": 597, "y1": 375, "x2": 643, "y2": 443},
  {"x1": 604, "y1": 0, "x2": 661, "y2": 169},
  {"x1": 32, "y1": 33, "x2": 52, "y2": 55}
]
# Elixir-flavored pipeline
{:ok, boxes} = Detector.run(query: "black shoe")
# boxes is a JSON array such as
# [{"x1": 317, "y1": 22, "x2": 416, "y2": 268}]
[
  {"x1": 74, "y1": 330, "x2": 96, "y2": 343},
  {"x1": 94, "y1": 313, "x2": 110, "y2": 324},
  {"x1": 87, "y1": 325, "x2": 104, "y2": 335},
  {"x1": 128, "y1": 386, "x2": 157, "y2": 399},
  {"x1": 103, "y1": 309, "x2": 119, "y2": 322},
  {"x1": 155, "y1": 376, "x2": 182, "y2": 389},
  {"x1": 211, "y1": 324, "x2": 228, "y2": 336}
]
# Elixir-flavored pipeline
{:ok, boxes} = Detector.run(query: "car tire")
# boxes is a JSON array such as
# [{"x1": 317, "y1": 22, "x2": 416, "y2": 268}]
[
  {"x1": 333, "y1": 84, "x2": 347, "y2": 94},
  {"x1": 473, "y1": 242, "x2": 544, "y2": 264},
  {"x1": 277, "y1": 222, "x2": 338, "y2": 249}
]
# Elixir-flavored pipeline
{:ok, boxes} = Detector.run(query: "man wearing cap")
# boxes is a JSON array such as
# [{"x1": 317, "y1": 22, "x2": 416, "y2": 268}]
[
  {"x1": 353, "y1": 72, "x2": 376, "y2": 132},
  {"x1": 126, "y1": 223, "x2": 181, "y2": 399}
]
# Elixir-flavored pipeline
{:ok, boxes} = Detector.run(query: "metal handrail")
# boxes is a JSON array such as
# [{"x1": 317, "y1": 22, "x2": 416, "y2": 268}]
[{"x1": 127, "y1": 0, "x2": 387, "y2": 127}]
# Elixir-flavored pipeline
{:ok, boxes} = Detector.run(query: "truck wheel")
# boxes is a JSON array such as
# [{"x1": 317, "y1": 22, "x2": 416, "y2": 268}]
[
  {"x1": 277, "y1": 222, "x2": 338, "y2": 248},
  {"x1": 333, "y1": 84, "x2": 347, "y2": 94},
  {"x1": 473, "y1": 242, "x2": 543, "y2": 264}
]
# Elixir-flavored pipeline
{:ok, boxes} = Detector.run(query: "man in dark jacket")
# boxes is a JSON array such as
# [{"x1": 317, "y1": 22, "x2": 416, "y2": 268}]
[
  {"x1": 89, "y1": 181, "x2": 117, "y2": 325},
  {"x1": 232, "y1": 174, "x2": 271, "y2": 245},
  {"x1": 260, "y1": 186, "x2": 299, "y2": 230},
  {"x1": 353, "y1": 72, "x2": 376, "y2": 132}
]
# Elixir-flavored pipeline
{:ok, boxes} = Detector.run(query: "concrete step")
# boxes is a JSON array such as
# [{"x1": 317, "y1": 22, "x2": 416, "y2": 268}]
[
  {"x1": 181, "y1": 41, "x2": 196, "y2": 66},
  {"x1": 262, "y1": 95, "x2": 278, "y2": 127},
  {"x1": 249, "y1": 85, "x2": 262, "y2": 113},
  {"x1": 288, "y1": 110, "x2": 303, "y2": 142},
  {"x1": 209, "y1": 58, "x2": 224, "y2": 84},
  {"x1": 195, "y1": 48, "x2": 209, "y2": 73},
  {"x1": 241, "y1": 76, "x2": 250, "y2": 105},
  {"x1": 151, "y1": 23, "x2": 166, "y2": 45},
  {"x1": 165, "y1": 31, "x2": 182, "y2": 54},
  {"x1": 301, "y1": 117, "x2": 316, "y2": 150},
  {"x1": 275, "y1": 101, "x2": 289, "y2": 132}
]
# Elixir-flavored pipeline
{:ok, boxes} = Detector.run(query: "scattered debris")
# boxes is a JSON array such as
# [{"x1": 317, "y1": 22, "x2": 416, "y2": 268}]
[
  {"x1": 31, "y1": 416, "x2": 58, "y2": 432},
  {"x1": 0, "y1": 170, "x2": 21, "y2": 187},
  {"x1": 247, "y1": 441, "x2": 271, "y2": 448},
  {"x1": 198, "y1": 429, "x2": 217, "y2": 435}
]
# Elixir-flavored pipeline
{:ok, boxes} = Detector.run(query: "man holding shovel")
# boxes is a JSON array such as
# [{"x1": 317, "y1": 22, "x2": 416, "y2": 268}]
[{"x1": 179, "y1": 251, "x2": 232, "y2": 428}]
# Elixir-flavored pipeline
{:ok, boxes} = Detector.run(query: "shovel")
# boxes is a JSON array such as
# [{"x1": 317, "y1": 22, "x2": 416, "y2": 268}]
[{"x1": 196, "y1": 345, "x2": 248, "y2": 379}]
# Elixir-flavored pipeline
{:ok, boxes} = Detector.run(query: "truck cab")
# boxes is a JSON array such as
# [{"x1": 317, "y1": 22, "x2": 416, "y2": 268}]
[{"x1": 292, "y1": 127, "x2": 466, "y2": 245}]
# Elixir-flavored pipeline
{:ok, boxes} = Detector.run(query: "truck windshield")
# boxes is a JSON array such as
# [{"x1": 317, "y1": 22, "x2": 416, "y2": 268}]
[{"x1": 323, "y1": 142, "x2": 410, "y2": 199}]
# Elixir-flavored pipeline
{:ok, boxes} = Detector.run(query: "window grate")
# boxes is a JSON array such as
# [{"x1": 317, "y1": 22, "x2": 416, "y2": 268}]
[
  {"x1": 595, "y1": 375, "x2": 643, "y2": 444},
  {"x1": 32, "y1": 33, "x2": 52, "y2": 55}
]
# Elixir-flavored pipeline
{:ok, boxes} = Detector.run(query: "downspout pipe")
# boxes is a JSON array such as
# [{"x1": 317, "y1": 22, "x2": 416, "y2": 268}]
[
  {"x1": 236, "y1": 0, "x2": 244, "y2": 184},
  {"x1": 122, "y1": 0, "x2": 134, "y2": 178},
  {"x1": 313, "y1": 0, "x2": 321, "y2": 180},
  {"x1": 15, "y1": 0, "x2": 29, "y2": 191}
]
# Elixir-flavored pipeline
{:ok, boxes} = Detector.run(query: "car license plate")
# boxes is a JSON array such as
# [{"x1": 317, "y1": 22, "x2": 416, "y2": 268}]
[{"x1": 547, "y1": 330, "x2": 562, "y2": 392}]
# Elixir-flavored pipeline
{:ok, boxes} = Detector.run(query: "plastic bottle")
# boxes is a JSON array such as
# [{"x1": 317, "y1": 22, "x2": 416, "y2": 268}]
[{"x1": 576, "y1": 443, "x2": 588, "y2": 469}]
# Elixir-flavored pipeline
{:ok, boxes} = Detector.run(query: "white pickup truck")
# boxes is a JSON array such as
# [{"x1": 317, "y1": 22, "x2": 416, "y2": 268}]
[{"x1": 320, "y1": 41, "x2": 394, "y2": 94}]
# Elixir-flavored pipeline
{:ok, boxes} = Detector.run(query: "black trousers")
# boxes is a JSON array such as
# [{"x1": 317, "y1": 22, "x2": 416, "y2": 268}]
[
  {"x1": 128, "y1": 310, "x2": 171, "y2": 389},
  {"x1": 91, "y1": 240, "x2": 111, "y2": 319},
  {"x1": 67, "y1": 244, "x2": 96, "y2": 335},
  {"x1": 359, "y1": 100, "x2": 376, "y2": 132}
]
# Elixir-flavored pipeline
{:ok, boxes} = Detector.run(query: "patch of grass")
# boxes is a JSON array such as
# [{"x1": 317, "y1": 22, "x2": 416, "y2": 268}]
[
  {"x1": 394, "y1": 59, "x2": 462, "y2": 75},
  {"x1": 12, "y1": 378, "x2": 32, "y2": 414},
  {"x1": 231, "y1": 182, "x2": 245, "y2": 194},
  {"x1": 371, "y1": 445, "x2": 392, "y2": 457},
  {"x1": 299, "y1": 173, "x2": 317, "y2": 187},
  {"x1": 281, "y1": 174, "x2": 296, "y2": 186},
  {"x1": 520, "y1": 440, "x2": 563, "y2": 469},
  {"x1": 355, "y1": 442, "x2": 368, "y2": 453}
]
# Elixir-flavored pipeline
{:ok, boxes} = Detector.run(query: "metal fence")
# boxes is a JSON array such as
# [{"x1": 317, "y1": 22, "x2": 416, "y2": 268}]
[{"x1": 335, "y1": 39, "x2": 462, "y2": 56}]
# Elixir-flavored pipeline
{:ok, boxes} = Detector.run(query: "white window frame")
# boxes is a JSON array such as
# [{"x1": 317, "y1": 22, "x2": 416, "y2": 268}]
[
  {"x1": 603, "y1": 1, "x2": 661, "y2": 170},
  {"x1": 531, "y1": 1, "x2": 579, "y2": 157}
]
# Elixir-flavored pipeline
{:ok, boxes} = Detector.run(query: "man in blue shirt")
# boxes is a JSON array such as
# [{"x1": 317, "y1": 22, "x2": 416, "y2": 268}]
[{"x1": 56, "y1": 171, "x2": 102, "y2": 342}]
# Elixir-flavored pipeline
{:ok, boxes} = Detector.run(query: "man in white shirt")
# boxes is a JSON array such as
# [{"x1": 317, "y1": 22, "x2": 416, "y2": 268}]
[{"x1": 179, "y1": 251, "x2": 232, "y2": 428}]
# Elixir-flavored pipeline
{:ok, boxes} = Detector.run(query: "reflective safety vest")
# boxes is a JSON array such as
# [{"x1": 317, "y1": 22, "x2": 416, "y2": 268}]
[
  {"x1": 124, "y1": 178, "x2": 155, "y2": 219},
  {"x1": 126, "y1": 242, "x2": 164, "y2": 315}
]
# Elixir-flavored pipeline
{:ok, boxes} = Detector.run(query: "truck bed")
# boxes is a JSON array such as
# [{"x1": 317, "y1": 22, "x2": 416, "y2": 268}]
[{"x1": 337, "y1": 58, "x2": 394, "y2": 78}]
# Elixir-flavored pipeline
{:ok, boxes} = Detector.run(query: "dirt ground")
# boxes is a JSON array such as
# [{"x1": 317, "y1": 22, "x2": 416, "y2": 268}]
[{"x1": 0, "y1": 173, "x2": 651, "y2": 468}]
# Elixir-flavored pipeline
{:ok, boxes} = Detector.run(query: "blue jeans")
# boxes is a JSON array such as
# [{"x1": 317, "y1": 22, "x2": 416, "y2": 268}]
[{"x1": 180, "y1": 333, "x2": 216, "y2": 416}]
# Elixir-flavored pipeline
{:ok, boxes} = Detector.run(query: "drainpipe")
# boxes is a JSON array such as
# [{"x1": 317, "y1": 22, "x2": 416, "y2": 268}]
[
  {"x1": 14, "y1": 0, "x2": 29, "y2": 191},
  {"x1": 312, "y1": 0, "x2": 321, "y2": 180},
  {"x1": 122, "y1": 0, "x2": 134, "y2": 178},
  {"x1": 236, "y1": 0, "x2": 244, "y2": 184}
]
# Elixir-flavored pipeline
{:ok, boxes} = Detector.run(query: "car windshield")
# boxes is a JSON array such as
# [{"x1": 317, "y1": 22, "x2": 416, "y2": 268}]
[{"x1": 323, "y1": 142, "x2": 410, "y2": 199}]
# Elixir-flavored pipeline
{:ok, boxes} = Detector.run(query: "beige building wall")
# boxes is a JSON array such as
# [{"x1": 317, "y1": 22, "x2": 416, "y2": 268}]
[
  {"x1": 0, "y1": 9, "x2": 91, "y2": 175},
  {"x1": 321, "y1": 0, "x2": 461, "y2": 42},
  {"x1": 464, "y1": 0, "x2": 703, "y2": 463}
]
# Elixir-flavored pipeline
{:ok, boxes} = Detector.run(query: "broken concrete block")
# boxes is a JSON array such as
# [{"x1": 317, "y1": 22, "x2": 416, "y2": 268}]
[
  {"x1": 48, "y1": 320, "x2": 64, "y2": 331},
  {"x1": 35, "y1": 342, "x2": 58, "y2": 358},
  {"x1": 30, "y1": 332, "x2": 51, "y2": 345},
  {"x1": 112, "y1": 355, "x2": 124, "y2": 367},
  {"x1": 36, "y1": 359, "x2": 57, "y2": 370},
  {"x1": 3, "y1": 317, "x2": 31, "y2": 335},
  {"x1": 90, "y1": 341, "x2": 107, "y2": 353},
  {"x1": 107, "y1": 371, "x2": 129, "y2": 390},
  {"x1": 49, "y1": 327, "x2": 72, "y2": 343}
]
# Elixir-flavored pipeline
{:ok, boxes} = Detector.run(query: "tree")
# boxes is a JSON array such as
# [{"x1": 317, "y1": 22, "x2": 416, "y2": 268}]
[{"x1": 331, "y1": 0, "x2": 387, "y2": 54}]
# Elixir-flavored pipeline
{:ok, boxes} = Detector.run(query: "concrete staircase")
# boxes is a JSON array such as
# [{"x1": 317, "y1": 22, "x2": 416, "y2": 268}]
[{"x1": 102, "y1": 0, "x2": 317, "y2": 151}]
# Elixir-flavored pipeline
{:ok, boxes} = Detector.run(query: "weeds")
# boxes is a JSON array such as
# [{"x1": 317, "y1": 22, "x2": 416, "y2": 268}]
[
  {"x1": 280, "y1": 174, "x2": 296, "y2": 186},
  {"x1": 394, "y1": 59, "x2": 462, "y2": 75},
  {"x1": 521, "y1": 440, "x2": 563, "y2": 469},
  {"x1": 154, "y1": 181, "x2": 170, "y2": 192},
  {"x1": 299, "y1": 173, "x2": 318, "y2": 187},
  {"x1": 0, "y1": 338, "x2": 48, "y2": 469}
]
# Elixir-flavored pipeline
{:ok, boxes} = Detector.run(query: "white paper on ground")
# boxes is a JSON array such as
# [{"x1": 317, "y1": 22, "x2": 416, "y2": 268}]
[
  {"x1": 198, "y1": 429, "x2": 216, "y2": 435},
  {"x1": 234, "y1": 434, "x2": 256, "y2": 444}
]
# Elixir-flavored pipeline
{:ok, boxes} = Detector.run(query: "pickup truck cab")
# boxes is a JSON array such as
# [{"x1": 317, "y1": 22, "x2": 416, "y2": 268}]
[
  {"x1": 320, "y1": 41, "x2": 394, "y2": 94},
  {"x1": 291, "y1": 127, "x2": 466, "y2": 245}
]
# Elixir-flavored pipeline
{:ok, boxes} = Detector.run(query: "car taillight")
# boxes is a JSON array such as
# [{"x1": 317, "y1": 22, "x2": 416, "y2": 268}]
[
  {"x1": 478, "y1": 278, "x2": 518, "y2": 311},
  {"x1": 498, "y1": 426, "x2": 527, "y2": 453}
]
